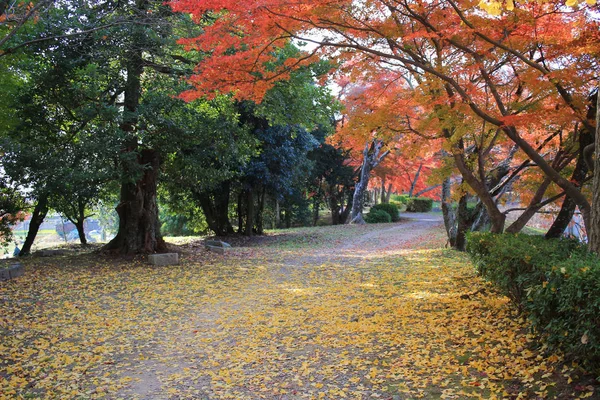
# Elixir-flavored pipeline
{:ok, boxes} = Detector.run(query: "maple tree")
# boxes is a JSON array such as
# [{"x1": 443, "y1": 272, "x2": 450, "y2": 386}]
[{"x1": 173, "y1": 0, "x2": 599, "y2": 244}]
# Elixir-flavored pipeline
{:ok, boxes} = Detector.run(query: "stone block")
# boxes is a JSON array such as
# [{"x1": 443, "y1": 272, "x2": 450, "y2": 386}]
[
  {"x1": 148, "y1": 253, "x2": 179, "y2": 266},
  {"x1": 38, "y1": 249, "x2": 67, "y2": 257},
  {"x1": 0, "y1": 268, "x2": 10, "y2": 281},
  {"x1": 8, "y1": 263, "x2": 24, "y2": 279},
  {"x1": 204, "y1": 240, "x2": 231, "y2": 248},
  {"x1": 206, "y1": 245, "x2": 228, "y2": 254}
]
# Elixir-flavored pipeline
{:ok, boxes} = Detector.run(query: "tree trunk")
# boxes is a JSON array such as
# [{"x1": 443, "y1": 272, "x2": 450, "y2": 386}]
[
  {"x1": 104, "y1": 4, "x2": 165, "y2": 254},
  {"x1": 284, "y1": 205, "x2": 292, "y2": 228},
  {"x1": 196, "y1": 181, "x2": 233, "y2": 236},
  {"x1": 451, "y1": 138, "x2": 505, "y2": 233},
  {"x1": 237, "y1": 191, "x2": 244, "y2": 233},
  {"x1": 245, "y1": 188, "x2": 254, "y2": 236},
  {"x1": 409, "y1": 163, "x2": 423, "y2": 197},
  {"x1": 275, "y1": 199, "x2": 281, "y2": 229},
  {"x1": 105, "y1": 149, "x2": 166, "y2": 254},
  {"x1": 75, "y1": 198, "x2": 87, "y2": 245},
  {"x1": 75, "y1": 220, "x2": 87, "y2": 245},
  {"x1": 380, "y1": 176, "x2": 386, "y2": 204},
  {"x1": 455, "y1": 194, "x2": 470, "y2": 251},
  {"x1": 385, "y1": 184, "x2": 392, "y2": 203},
  {"x1": 441, "y1": 177, "x2": 458, "y2": 247},
  {"x1": 546, "y1": 130, "x2": 593, "y2": 238},
  {"x1": 312, "y1": 197, "x2": 320, "y2": 226},
  {"x1": 19, "y1": 194, "x2": 49, "y2": 256},
  {"x1": 505, "y1": 178, "x2": 552, "y2": 234},
  {"x1": 589, "y1": 89, "x2": 600, "y2": 253},
  {"x1": 255, "y1": 187, "x2": 265, "y2": 234},
  {"x1": 350, "y1": 139, "x2": 389, "y2": 224}
]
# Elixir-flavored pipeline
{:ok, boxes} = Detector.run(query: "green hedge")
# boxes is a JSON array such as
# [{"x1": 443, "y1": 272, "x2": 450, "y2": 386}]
[
  {"x1": 370, "y1": 203, "x2": 400, "y2": 222},
  {"x1": 466, "y1": 232, "x2": 600, "y2": 369},
  {"x1": 406, "y1": 197, "x2": 433, "y2": 212},
  {"x1": 390, "y1": 194, "x2": 409, "y2": 205},
  {"x1": 365, "y1": 209, "x2": 391, "y2": 223}
]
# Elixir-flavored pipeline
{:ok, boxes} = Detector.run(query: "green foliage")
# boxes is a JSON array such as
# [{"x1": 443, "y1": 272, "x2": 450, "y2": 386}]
[
  {"x1": 391, "y1": 194, "x2": 409, "y2": 205},
  {"x1": 0, "y1": 180, "x2": 26, "y2": 246},
  {"x1": 466, "y1": 232, "x2": 600, "y2": 370},
  {"x1": 365, "y1": 209, "x2": 392, "y2": 224},
  {"x1": 466, "y1": 232, "x2": 581, "y2": 303},
  {"x1": 406, "y1": 197, "x2": 433, "y2": 212},
  {"x1": 527, "y1": 254, "x2": 600, "y2": 369},
  {"x1": 370, "y1": 203, "x2": 400, "y2": 222}
]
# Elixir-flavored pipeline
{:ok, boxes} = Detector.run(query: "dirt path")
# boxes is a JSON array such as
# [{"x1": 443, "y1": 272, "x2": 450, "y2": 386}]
[
  {"x1": 116, "y1": 215, "x2": 448, "y2": 399},
  {"x1": 3, "y1": 215, "x2": 580, "y2": 399}
]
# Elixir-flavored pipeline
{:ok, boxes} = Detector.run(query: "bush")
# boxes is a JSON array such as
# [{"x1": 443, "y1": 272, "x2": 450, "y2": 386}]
[
  {"x1": 406, "y1": 197, "x2": 433, "y2": 212},
  {"x1": 466, "y1": 232, "x2": 600, "y2": 370},
  {"x1": 527, "y1": 254, "x2": 600, "y2": 367},
  {"x1": 365, "y1": 209, "x2": 392, "y2": 223},
  {"x1": 391, "y1": 194, "x2": 409, "y2": 205},
  {"x1": 370, "y1": 203, "x2": 400, "y2": 222},
  {"x1": 466, "y1": 232, "x2": 582, "y2": 304}
]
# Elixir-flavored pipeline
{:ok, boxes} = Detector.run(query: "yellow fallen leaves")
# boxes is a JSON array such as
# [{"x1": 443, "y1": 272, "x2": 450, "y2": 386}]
[{"x1": 0, "y1": 237, "x2": 590, "y2": 399}]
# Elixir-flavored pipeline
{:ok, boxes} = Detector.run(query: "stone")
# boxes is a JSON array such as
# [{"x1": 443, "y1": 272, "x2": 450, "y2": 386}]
[
  {"x1": 38, "y1": 249, "x2": 67, "y2": 257},
  {"x1": 206, "y1": 245, "x2": 228, "y2": 254},
  {"x1": 8, "y1": 263, "x2": 24, "y2": 279},
  {"x1": 0, "y1": 268, "x2": 10, "y2": 281},
  {"x1": 148, "y1": 253, "x2": 179, "y2": 266},
  {"x1": 204, "y1": 240, "x2": 231, "y2": 248},
  {"x1": 204, "y1": 240, "x2": 231, "y2": 253}
]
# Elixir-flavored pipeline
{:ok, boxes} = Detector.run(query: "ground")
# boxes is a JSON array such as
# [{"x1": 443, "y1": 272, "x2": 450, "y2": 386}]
[{"x1": 0, "y1": 214, "x2": 598, "y2": 399}]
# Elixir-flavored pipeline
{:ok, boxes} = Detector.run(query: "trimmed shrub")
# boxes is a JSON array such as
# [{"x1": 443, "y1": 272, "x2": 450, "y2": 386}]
[
  {"x1": 365, "y1": 209, "x2": 392, "y2": 223},
  {"x1": 466, "y1": 232, "x2": 581, "y2": 304},
  {"x1": 466, "y1": 232, "x2": 600, "y2": 370},
  {"x1": 370, "y1": 203, "x2": 400, "y2": 222},
  {"x1": 406, "y1": 197, "x2": 433, "y2": 212},
  {"x1": 527, "y1": 254, "x2": 600, "y2": 367},
  {"x1": 391, "y1": 194, "x2": 409, "y2": 205}
]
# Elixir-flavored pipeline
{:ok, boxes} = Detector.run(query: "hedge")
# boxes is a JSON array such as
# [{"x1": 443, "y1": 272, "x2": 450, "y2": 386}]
[
  {"x1": 406, "y1": 197, "x2": 433, "y2": 212},
  {"x1": 466, "y1": 232, "x2": 600, "y2": 370},
  {"x1": 365, "y1": 209, "x2": 392, "y2": 223},
  {"x1": 370, "y1": 203, "x2": 400, "y2": 222},
  {"x1": 390, "y1": 194, "x2": 409, "y2": 205}
]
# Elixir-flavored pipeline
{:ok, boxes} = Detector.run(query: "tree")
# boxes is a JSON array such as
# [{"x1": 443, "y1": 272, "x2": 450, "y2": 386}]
[
  {"x1": 173, "y1": 0, "x2": 598, "y2": 244},
  {"x1": 350, "y1": 139, "x2": 390, "y2": 224}
]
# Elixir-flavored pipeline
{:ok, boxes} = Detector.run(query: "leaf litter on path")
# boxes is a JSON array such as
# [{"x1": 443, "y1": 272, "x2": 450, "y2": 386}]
[{"x1": 0, "y1": 219, "x2": 595, "y2": 399}]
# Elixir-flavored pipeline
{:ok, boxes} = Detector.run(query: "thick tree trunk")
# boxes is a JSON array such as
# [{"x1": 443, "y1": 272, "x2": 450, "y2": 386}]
[
  {"x1": 589, "y1": 89, "x2": 600, "y2": 253},
  {"x1": 75, "y1": 220, "x2": 87, "y2": 245},
  {"x1": 196, "y1": 181, "x2": 233, "y2": 236},
  {"x1": 385, "y1": 184, "x2": 392, "y2": 203},
  {"x1": 19, "y1": 194, "x2": 49, "y2": 256},
  {"x1": 105, "y1": 149, "x2": 166, "y2": 254},
  {"x1": 105, "y1": 4, "x2": 165, "y2": 254}
]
